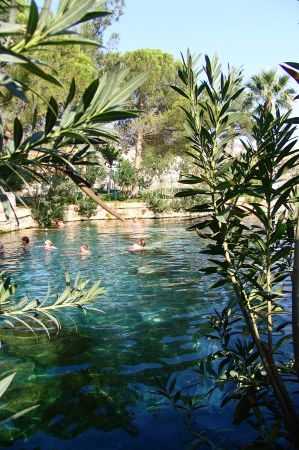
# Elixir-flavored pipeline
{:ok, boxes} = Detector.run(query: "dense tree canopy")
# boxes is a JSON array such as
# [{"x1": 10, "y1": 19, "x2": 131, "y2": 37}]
[{"x1": 2, "y1": 43, "x2": 97, "y2": 125}]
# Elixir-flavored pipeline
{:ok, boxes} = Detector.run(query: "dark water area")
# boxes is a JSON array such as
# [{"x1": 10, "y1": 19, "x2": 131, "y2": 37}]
[{"x1": 0, "y1": 219, "x2": 253, "y2": 449}]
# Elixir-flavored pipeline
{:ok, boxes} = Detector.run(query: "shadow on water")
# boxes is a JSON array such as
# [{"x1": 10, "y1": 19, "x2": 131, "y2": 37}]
[{"x1": 0, "y1": 219, "x2": 241, "y2": 449}]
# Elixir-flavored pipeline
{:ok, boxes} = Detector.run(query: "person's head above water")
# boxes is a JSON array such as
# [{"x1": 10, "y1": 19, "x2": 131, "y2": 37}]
[
  {"x1": 80, "y1": 243, "x2": 90, "y2": 255},
  {"x1": 132, "y1": 217, "x2": 141, "y2": 227},
  {"x1": 22, "y1": 236, "x2": 30, "y2": 245},
  {"x1": 56, "y1": 220, "x2": 65, "y2": 228},
  {"x1": 129, "y1": 239, "x2": 146, "y2": 252},
  {"x1": 138, "y1": 239, "x2": 146, "y2": 247},
  {"x1": 44, "y1": 240, "x2": 57, "y2": 250}
]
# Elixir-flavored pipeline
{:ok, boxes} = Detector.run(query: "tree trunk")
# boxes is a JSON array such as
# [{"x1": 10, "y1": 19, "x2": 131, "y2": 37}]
[
  {"x1": 134, "y1": 130, "x2": 143, "y2": 171},
  {"x1": 132, "y1": 130, "x2": 143, "y2": 196},
  {"x1": 107, "y1": 167, "x2": 112, "y2": 195},
  {"x1": 9, "y1": 0, "x2": 17, "y2": 23}
]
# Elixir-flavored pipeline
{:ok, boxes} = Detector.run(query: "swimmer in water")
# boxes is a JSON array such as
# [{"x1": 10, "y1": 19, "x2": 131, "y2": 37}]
[
  {"x1": 44, "y1": 240, "x2": 57, "y2": 250},
  {"x1": 21, "y1": 236, "x2": 30, "y2": 249},
  {"x1": 56, "y1": 220, "x2": 65, "y2": 229},
  {"x1": 129, "y1": 239, "x2": 146, "y2": 252},
  {"x1": 132, "y1": 217, "x2": 141, "y2": 227},
  {"x1": 80, "y1": 244, "x2": 90, "y2": 256}
]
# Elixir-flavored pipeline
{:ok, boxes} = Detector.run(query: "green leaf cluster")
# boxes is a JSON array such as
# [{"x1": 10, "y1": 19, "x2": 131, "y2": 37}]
[
  {"x1": 175, "y1": 51, "x2": 299, "y2": 446},
  {"x1": 0, "y1": 0, "x2": 148, "y2": 220},
  {"x1": 0, "y1": 270, "x2": 106, "y2": 338},
  {"x1": 116, "y1": 159, "x2": 137, "y2": 196}
]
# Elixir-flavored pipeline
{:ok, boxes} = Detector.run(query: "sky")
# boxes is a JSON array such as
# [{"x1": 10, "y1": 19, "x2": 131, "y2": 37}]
[
  {"x1": 108, "y1": 0, "x2": 298, "y2": 81},
  {"x1": 37, "y1": 0, "x2": 299, "y2": 104}
]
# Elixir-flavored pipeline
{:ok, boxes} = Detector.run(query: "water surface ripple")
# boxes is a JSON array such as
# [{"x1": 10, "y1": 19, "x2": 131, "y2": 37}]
[{"x1": 0, "y1": 219, "x2": 244, "y2": 449}]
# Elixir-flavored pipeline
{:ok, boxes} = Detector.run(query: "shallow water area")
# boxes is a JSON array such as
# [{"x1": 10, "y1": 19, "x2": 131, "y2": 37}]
[{"x1": 0, "y1": 219, "x2": 249, "y2": 449}]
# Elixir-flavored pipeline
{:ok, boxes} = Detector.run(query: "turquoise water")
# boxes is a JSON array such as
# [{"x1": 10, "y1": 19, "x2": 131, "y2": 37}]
[{"x1": 0, "y1": 220, "x2": 249, "y2": 449}]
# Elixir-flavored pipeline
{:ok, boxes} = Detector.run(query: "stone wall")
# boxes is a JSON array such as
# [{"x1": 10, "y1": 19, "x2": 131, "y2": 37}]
[
  {"x1": 0, "y1": 206, "x2": 37, "y2": 233},
  {"x1": 64, "y1": 201, "x2": 156, "y2": 222},
  {"x1": 0, "y1": 201, "x2": 199, "y2": 233}
]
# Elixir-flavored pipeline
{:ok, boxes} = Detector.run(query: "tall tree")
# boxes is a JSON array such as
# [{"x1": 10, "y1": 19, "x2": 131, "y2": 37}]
[
  {"x1": 244, "y1": 69, "x2": 295, "y2": 114},
  {"x1": 117, "y1": 49, "x2": 180, "y2": 188},
  {"x1": 80, "y1": 0, "x2": 124, "y2": 58},
  {"x1": 0, "y1": 0, "x2": 147, "y2": 220}
]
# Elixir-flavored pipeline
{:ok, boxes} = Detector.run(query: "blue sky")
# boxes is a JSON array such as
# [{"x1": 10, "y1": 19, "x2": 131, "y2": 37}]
[
  {"x1": 37, "y1": 0, "x2": 299, "y2": 96},
  {"x1": 108, "y1": 0, "x2": 298, "y2": 81}
]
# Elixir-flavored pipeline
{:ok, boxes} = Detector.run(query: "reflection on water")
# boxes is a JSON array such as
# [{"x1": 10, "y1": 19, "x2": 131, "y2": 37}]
[{"x1": 0, "y1": 219, "x2": 244, "y2": 449}]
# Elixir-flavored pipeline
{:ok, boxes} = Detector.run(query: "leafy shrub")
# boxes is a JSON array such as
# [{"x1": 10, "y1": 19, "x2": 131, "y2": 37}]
[
  {"x1": 141, "y1": 191, "x2": 168, "y2": 213},
  {"x1": 116, "y1": 159, "x2": 138, "y2": 196},
  {"x1": 31, "y1": 176, "x2": 77, "y2": 226},
  {"x1": 76, "y1": 196, "x2": 98, "y2": 218},
  {"x1": 116, "y1": 192, "x2": 130, "y2": 201},
  {"x1": 141, "y1": 190, "x2": 206, "y2": 213},
  {"x1": 171, "y1": 52, "x2": 299, "y2": 446},
  {"x1": 31, "y1": 196, "x2": 66, "y2": 227}
]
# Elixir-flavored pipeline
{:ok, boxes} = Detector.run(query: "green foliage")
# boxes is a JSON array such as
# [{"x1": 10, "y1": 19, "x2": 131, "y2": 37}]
[
  {"x1": 1, "y1": 1, "x2": 98, "y2": 124},
  {"x1": 0, "y1": 0, "x2": 147, "y2": 221},
  {"x1": 31, "y1": 175, "x2": 76, "y2": 226},
  {"x1": 174, "y1": 52, "x2": 299, "y2": 446},
  {"x1": 76, "y1": 195, "x2": 98, "y2": 218},
  {"x1": 101, "y1": 143, "x2": 119, "y2": 167},
  {"x1": 141, "y1": 191, "x2": 168, "y2": 213},
  {"x1": 31, "y1": 195, "x2": 64, "y2": 227},
  {"x1": 116, "y1": 159, "x2": 137, "y2": 196},
  {"x1": 121, "y1": 48, "x2": 178, "y2": 109},
  {"x1": 139, "y1": 149, "x2": 172, "y2": 188},
  {"x1": 101, "y1": 143, "x2": 119, "y2": 195},
  {"x1": 82, "y1": 157, "x2": 107, "y2": 186},
  {"x1": 115, "y1": 49, "x2": 181, "y2": 171},
  {"x1": 281, "y1": 61, "x2": 299, "y2": 100},
  {"x1": 31, "y1": 168, "x2": 107, "y2": 224},
  {"x1": 244, "y1": 69, "x2": 295, "y2": 114},
  {"x1": 141, "y1": 189, "x2": 202, "y2": 213},
  {"x1": 0, "y1": 271, "x2": 106, "y2": 338},
  {"x1": 81, "y1": 0, "x2": 124, "y2": 49},
  {"x1": 3, "y1": 43, "x2": 98, "y2": 124},
  {"x1": 0, "y1": 0, "x2": 108, "y2": 94}
]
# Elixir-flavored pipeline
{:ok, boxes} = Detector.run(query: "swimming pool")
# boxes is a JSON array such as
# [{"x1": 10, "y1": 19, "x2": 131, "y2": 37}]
[{"x1": 0, "y1": 219, "x2": 250, "y2": 449}]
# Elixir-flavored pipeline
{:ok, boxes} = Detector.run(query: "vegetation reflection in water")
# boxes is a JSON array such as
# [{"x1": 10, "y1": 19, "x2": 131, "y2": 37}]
[{"x1": 0, "y1": 220, "x2": 245, "y2": 449}]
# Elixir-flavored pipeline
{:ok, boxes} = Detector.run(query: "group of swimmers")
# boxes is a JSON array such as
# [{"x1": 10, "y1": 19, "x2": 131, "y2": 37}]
[
  {"x1": 0, "y1": 236, "x2": 91, "y2": 256},
  {"x1": 43, "y1": 239, "x2": 146, "y2": 253},
  {"x1": 0, "y1": 235, "x2": 146, "y2": 255},
  {"x1": 44, "y1": 239, "x2": 91, "y2": 255}
]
